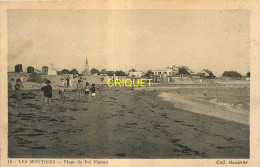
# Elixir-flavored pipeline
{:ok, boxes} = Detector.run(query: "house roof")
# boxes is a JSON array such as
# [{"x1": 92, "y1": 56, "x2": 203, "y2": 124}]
[
  {"x1": 200, "y1": 69, "x2": 212, "y2": 74},
  {"x1": 179, "y1": 66, "x2": 194, "y2": 73}
]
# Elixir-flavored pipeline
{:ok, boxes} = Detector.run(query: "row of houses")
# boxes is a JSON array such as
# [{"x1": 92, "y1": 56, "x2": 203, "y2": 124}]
[
  {"x1": 101, "y1": 65, "x2": 214, "y2": 79},
  {"x1": 14, "y1": 57, "x2": 89, "y2": 76},
  {"x1": 153, "y1": 65, "x2": 215, "y2": 79},
  {"x1": 14, "y1": 64, "x2": 215, "y2": 79},
  {"x1": 14, "y1": 64, "x2": 58, "y2": 75},
  {"x1": 98, "y1": 70, "x2": 145, "y2": 78}
]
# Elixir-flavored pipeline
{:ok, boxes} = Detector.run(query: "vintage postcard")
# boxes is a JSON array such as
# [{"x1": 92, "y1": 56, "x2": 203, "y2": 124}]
[{"x1": 0, "y1": 0, "x2": 259, "y2": 167}]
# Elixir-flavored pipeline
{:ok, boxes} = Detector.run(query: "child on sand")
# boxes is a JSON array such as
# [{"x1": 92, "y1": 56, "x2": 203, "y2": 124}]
[
  {"x1": 84, "y1": 82, "x2": 90, "y2": 103},
  {"x1": 58, "y1": 79, "x2": 66, "y2": 101},
  {"x1": 66, "y1": 77, "x2": 70, "y2": 87},
  {"x1": 75, "y1": 79, "x2": 83, "y2": 102},
  {"x1": 41, "y1": 80, "x2": 53, "y2": 112},
  {"x1": 14, "y1": 79, "x2": 24, "y2": 108},
  {"x1": 90, "y1": 83, "x2": 96, "y2": 101},
  {"x1": 8, "y1": 79, "x2": 13, "y2": 98}
]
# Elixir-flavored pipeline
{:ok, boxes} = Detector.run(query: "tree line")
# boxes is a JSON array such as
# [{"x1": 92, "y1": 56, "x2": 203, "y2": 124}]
[
  {"x1": 222, "y1": 71, "x2": 250, "y2": 78},
  {"x1": 30, "y1": 66, "x2": 251, "y2": 78},
  {"x1": 56, "y1": 68, "x2": 251, "y2": 78}
]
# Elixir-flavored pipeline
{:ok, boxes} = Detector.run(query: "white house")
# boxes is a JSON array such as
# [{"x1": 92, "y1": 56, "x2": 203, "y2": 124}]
[
  {"x1": 153, "y1": 68, "x2": 172, "y2": 77},
  {"x1": 41, "y1": 64, "x2": 57, "y2": 76},
  {"x1": 48, "y1": 64, "x2": 57, "y2": 75},
  {"x1": 129, "y1": 71, "x2": 145, "y2": 78},
  {"x1": 198, "y1": 69, "x2": 215, "y2": 78},
  {"x1": 154, "y1": 65, "x2": 180, "y2": 78}
]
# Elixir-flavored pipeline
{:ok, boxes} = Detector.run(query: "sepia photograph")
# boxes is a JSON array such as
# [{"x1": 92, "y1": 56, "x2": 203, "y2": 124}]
[{"x1": 6, "y1": 9, "x2": 252, "y2": 159}]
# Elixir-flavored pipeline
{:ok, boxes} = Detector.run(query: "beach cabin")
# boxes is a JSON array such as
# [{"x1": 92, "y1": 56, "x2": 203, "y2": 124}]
[
  {"x1": 27, "y1": 66, "x2": 35, "y2": 73},
  {"x1": 15, "y1": 64, "x2": 23, "y2": 73},
  {"x1": 42, "y1": 66, "x2": 49, "y2": 75}
]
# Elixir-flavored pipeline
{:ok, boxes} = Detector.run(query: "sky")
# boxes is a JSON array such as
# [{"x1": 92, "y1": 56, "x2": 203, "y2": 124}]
[{"x1": 8, "y1": 10, "x2": 250, "y2": 76}]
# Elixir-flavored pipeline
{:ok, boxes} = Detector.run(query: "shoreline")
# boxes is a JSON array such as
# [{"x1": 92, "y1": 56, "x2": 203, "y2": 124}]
[{"x1": 158, "y1": 91, "x2": 249, "y2": 125}]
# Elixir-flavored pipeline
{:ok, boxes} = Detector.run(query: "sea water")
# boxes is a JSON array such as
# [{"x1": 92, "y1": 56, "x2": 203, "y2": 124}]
[{"x1": 156, "y1": 87, "x2": 249, "y2": 125}]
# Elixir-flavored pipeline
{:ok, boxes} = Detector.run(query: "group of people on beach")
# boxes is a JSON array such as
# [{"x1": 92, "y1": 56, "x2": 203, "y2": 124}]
[
  {"x1": 58, "y1": 78, "x2": 96, "y2": 102},
  {"x1": 74, "y1": 80, "x2": 96, "y2": 103},
  {"x1": 8, "y1": 77, "x2": 96, "y2": 112}
]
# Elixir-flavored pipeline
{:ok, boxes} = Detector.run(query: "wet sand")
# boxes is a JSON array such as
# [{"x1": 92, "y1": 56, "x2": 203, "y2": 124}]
[
  {"x1": 8, "y1": 86, "x2": 249, "y2": 158},
  {"x1": 157, "y1": 87, "x2": 249, "y2": 125}
]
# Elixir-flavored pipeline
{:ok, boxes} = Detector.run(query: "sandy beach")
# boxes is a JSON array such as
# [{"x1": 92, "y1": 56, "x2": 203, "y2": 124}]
[{"x1": 8, "y1": 85, "x2": 249, "y2": 158}]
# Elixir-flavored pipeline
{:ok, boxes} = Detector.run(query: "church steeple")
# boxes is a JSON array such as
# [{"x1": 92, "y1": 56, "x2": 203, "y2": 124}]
[
  {"x1": 85, "y1": 57, "x2": 88, "y2": 65},
  {"x1": 82, "y1": 56, "x2": 90, "y2": 76}
]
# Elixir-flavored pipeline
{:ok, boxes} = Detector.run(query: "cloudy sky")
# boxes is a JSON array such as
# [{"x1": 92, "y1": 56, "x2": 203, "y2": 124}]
[{"x1": 8, "y1": 10, "x2": 250, "y2": 76}]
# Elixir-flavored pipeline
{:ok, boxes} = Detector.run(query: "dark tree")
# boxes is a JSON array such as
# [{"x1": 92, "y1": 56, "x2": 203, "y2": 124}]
[
  {"x1": 222, "y1": 71, "x2": 242, "y2": 78},
  {"x1": 100, "y1": 69, "x2": 114, "y2": 76},
  {"x1": 107, "y1": 71, "x2": 115, "y2": 76},
  {"x1": 115, "y1": 70, "x2": 126, "y2": 76},
  {"x1": 129, "y1": 68, "x2": 136, "y2": 72},
  {"x1": 146, "y1": 70, "x2": 154, "y2": 77},
  {"x1": 59, "y1": 69, "x2": 70, "y2": 74},
  {"x1": 90, "y1": 68, "x2": 100, "y2": 75},
  {"x1": 246, "y1": 72, "x2": 250, "y2": 77},
  {"x1": 178, "y1": 67, "x2": 190, "y2": 74},
  {"x1": 69, "y1": 68, "x2": 79, "y2": 75}
]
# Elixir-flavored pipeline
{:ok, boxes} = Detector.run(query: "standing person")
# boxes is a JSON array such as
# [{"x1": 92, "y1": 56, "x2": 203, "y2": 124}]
[
  {"x1": 14, "y1": 79, "x2": 24, "y2": 108},
  {"x1": 71, "y1": 77, "x2": 74, "y2": 88},
  {"x1": 90, "y1": 83, "x2": 96, "y2": 101},
  {"x1": 41, "y1": 80, "x2": 53, "y2": 112},
  {"x1": 58, "y1": 79, "x2": 66, "y2": 101},
  {"x1": 66, "y1": 76, "x2": 70, "y2": 87},
  {"x1": 8, "y1": 79, "x2": 13, "y2": 98},
  {"x1": 75, "y1": 79, "x2": 83, "y2": 102},
  {"x1": 84, "y1": 82, "x2": 90, "y2": 103},
  {"x1": 130, "y1": 76, "x2": 134, "y2": 90},
  {"x1": 20, "y1": 75, "x2": 24, "y2": 82},
  {"x1": 69, "y1": 78, "x2": 72, "y2": 88}
]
